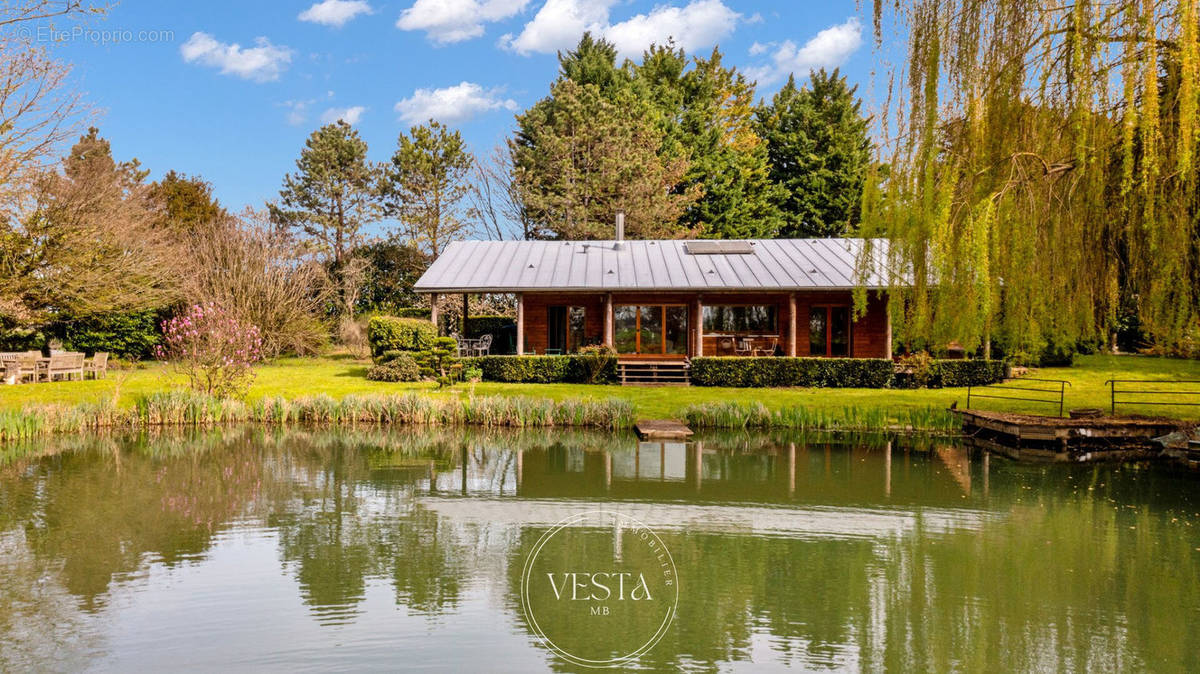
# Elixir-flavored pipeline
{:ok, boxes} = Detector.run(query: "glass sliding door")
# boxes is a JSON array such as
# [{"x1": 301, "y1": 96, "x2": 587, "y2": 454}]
[
  {"x1": 613, "y1": 305, "x2": 688, "y2": 355},
  {"x1": 613, "y1": 306, "x2": 639, "y2": 354},
  {"x1": 809, "y1": 306, "x2": 851, "y2": 357}
]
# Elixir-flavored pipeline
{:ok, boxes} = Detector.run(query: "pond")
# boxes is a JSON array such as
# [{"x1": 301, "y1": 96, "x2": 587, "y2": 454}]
[{"x1": 1, "y1": 428, "x2": 1199, "y2": 671}]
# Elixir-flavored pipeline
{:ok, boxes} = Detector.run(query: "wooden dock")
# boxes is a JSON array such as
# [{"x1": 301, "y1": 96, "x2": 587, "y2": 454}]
[
  {"x1": 954, "y1": 409, "x2": 1190, "y2": 461},
  {"x1": 634, "y1": 419, "x2": 694, "y2": 440}
]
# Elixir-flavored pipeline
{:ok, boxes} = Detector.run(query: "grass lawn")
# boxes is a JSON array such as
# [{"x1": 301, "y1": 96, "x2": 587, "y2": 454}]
[{"x1": 1, "y1": 354, "x2": 1198, "y2": 422}]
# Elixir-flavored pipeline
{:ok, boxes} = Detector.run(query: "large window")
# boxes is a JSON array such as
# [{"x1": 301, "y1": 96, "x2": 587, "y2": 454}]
[
  {"x1": 810, "y1": 306, "x2": 850, "y2": 357},
  {"x1": 614, "y1": 305, "x2": 688, "y2": 355},
  {"x1": 702, "y1": 305, "x2": 777, "y2": 334}
]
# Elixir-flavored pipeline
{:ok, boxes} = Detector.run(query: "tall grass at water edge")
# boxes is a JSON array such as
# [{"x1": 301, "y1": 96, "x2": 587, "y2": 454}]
[{"x1": 683, "y1": 401, "x2": 958, "y2": 434}]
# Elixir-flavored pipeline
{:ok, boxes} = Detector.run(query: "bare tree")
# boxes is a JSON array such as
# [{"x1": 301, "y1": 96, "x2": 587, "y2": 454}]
[
  {"x1": 185, "y1": 209, "x2": 332, "y2": 358},
  {"x1": 467, "y1": 146, "x2": 532, "y2": 240}
]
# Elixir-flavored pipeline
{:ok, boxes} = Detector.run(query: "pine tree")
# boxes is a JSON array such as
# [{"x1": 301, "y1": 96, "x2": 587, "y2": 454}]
[
  {"x1": 271, "y1": 121, "x2": 381, "y2": 315},
  {"x1": 382, "y1": 120, "x2": 473, "y2": 258},
  {"x1": 756, "y1": 70, "x2": 872, "y2": 238},
  {"x1": 148, "y1": 170, "x2": 227, "y2": 232},
  {"x1": 512, "y1": 79, "x2": 697, "y2": 239}
]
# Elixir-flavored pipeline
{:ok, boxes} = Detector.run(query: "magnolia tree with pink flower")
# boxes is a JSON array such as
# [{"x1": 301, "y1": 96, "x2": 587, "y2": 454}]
[{"x1": 154, "y1": 303, "x2": 265, "y2": 398}]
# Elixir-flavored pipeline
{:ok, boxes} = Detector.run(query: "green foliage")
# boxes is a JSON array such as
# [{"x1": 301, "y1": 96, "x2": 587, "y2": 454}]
[
  {"x1": 365, "y1": 353, "x2": 421, "y2": 382},
  {"x1": 465, "y1": 355, "x2": 618, "y2": 384},
  {"x1": 513, "y1": 76, "x2": 696, "y2": 239},
  {"x1": 414, "y1": 336, "x2": 462, "y2": 388},
  {"x1": 351, "y1": 240, "x2": 429, "y2": 314},
  {"x1": 147, "y1": 170, "x2": 227, "y2": 232},
  {"x1": 271, "y1": 120, "x2": 381, "y2": 315},
  {"x1": 576, "y1": 344, "x2": 617, "y2": 384},
  {"x1": 382, "y1": 121, "x2": 473, "y2": 257},
  {"x1": 689, "y1": 357, "x2": 895, "y2": 388},
  {"x1": 395, "y1": 307, "x2": 432, "y2": 319},
  {"x1": 755, "y1": 70, "x2": 872, "y2": 237},
  {"x1": 366, "y1": 316, "x2": 436, "y2": 357},
  {"x1": 683, "y1": 401, "x2": 956, "y2": 433},
  {"x1": 927, "y1": 360, "x2": 1007, "y2": 388},
  {"x1": 57, "y1": 309, "x2": 163, "y2": 359}
]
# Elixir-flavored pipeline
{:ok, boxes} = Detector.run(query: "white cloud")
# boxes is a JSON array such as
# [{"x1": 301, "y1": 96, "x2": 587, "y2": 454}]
[
  {"x1": 504, "y1": 0, "x2": 739, "y2": 59},
  {"x1": 748, "y1": 41, "x2": 770, "y2": 56},
  {"x1": 751, "y1": 18, "x2": 863, "y2": 84},
  {"x1": 503, "y1": 0, "x2": 613, "y2": 55},
  {"x1": 181, "y1": 32, "x2": 293, "y2": 82},
  {"x1": 321, "y1": 105, "x2": 367, "y2": 124},
  {"x1": 604, "y1": 0, "x2": 739, "y2": 59},
  {"x1": 395, "y1": 81, "x2": 518, "y2": 124},
  {"x1": 397, "y1": 0, "x2": 530, "y2": 44},
  {"x1": 299, "y1": 0, "x2": 373, "y2": 27}
]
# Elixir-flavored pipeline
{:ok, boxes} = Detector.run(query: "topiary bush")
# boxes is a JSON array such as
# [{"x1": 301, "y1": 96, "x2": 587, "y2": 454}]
[
  {"x1": 415, "y1": 336, "x2": 462, "y2": 388},
  {"x1": 689, "y1": 357, "x2": 895, "y2": 388},
  {"x1": 367, "y1": 316, "x2": 437, "y2": 359},
  {"x1": 58, "y1": 309, "x2": 164, "y2": 360},
  {"x1": 465, "y1": 355, "x2": 618, "y2": 384},
  {"x1": 366, "y1": 353, "x2": 421, "y2": 382}
]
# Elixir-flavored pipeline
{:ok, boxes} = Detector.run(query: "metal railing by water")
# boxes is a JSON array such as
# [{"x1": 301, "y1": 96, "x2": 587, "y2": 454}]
[
  {"x1": 1104, "y1": 379, "x2": 1200, "y2": 415},
  {"x1": 966, "y1": 378, "x2": 1071, "y2": 417}
]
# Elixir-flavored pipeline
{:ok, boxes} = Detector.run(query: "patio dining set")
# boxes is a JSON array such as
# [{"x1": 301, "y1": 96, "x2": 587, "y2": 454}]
[
  {"x1": 1, "y1": 351, "x2": 109, "y2": 384},
  {"x1": 715, "y1": 336, "x2": 780, "y2": 357},
  {"x1": 455, "y1": 334, "x2": 493, "y2": 357}
]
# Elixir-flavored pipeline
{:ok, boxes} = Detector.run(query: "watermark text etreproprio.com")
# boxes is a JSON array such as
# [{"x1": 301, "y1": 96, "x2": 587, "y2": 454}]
[{"x1": 16, "y1": 25, "x2": 174, "y2": 45}]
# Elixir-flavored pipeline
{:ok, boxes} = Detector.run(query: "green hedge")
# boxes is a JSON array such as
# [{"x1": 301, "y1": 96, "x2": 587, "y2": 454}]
[
  {"x1": 58, "y1": 310, "x2": 164, "y2": 359},
  {"x1": 394, "y1": 307, "x2": 431, "y2": 319},
  {"x1": 367, "y1": 316, "x2": 437, "y2": 358},
  {"x1": 929, "y1": 360, "x2": 1007, "y2": 387},
  {"x1": 690, "y1": 357, "x2": 895, "y2": 388},
  {"x1": 465, "y1": 355, "x2": 618, "y2": 384}
]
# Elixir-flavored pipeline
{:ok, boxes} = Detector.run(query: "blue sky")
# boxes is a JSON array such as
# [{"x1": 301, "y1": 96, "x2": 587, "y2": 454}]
[{"x1": 48, "y1": 0, "x2": 885, "y2": 213}]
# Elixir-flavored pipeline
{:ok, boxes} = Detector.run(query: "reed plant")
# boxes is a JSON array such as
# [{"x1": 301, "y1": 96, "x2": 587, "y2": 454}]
[{"x1": 682, "y1": 401, "x2": 957, "y2": 434}]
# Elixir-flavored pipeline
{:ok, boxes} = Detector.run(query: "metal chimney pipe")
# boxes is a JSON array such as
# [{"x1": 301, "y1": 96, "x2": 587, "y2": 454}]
[{"x1": 615, "y1": 210, "x2": 625, "y2": 249}]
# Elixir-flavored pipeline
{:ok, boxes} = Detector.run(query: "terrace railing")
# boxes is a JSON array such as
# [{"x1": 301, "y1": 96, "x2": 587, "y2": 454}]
[
  {"x1": 1103, "y1": 379, "x2": 1200, "y2": 415},
  {"x1": 966, "y1": 378, "x2": 1071, "y2": 418}
]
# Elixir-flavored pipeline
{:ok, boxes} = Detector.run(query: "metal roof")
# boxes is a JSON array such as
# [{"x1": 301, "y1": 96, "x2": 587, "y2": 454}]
[{"x1": 414, "y1": 238, "x2": 895, "y2": 293}]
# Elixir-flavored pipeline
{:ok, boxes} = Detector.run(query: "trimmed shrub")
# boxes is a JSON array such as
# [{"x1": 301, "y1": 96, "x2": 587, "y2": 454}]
[
  {"x1": 465, "y1": 355, "x2": 618, "y2": 384},
  {"x1": 367, "y1": 316, "x2": 437, "y2": 358},
  {"x1": 58, "y1": 309, "x2": 163, "y2": 360},
  {"x1": 366, "y1": 353, "x2": 421, "y2": 382},
  {"x1": 689, "y1": 357, "x2": 894, "y2": 388},
  {"x1": 928, "y1": 359, "x2": 1007, "y2": 387},
  {"x1": 395, "y1": 307, "x2": 431, "y2": 319}
]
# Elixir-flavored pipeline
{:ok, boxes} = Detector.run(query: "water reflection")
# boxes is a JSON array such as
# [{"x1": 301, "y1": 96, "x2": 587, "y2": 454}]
[{"x1": 0, "y1": 427, "x2": 1198, "y2": 671}]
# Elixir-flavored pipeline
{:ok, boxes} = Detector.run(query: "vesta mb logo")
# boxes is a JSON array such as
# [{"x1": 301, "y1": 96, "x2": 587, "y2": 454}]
[{"x1": 520, "y1": 510, "x2": 679, "y2": 668}]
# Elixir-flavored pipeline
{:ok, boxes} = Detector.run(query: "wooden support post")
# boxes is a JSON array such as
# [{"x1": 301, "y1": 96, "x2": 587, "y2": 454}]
[
  {"x1": 884, "y1": 291, "x2": 893, "y2": 359},
  {"x1": 462, "y1": 293, "x2": 470, "y2": 337},
  {"x1": 516, "y1": 293, "x2": 525, "y2": 355},
  {"x1": 603, "y1": 293, "x2": 614, "y2": 348},
  {"x1": 430, "y1": 293, "x2": 440, "y2": 336},
  {"x1": 788, "y1": 292, "x2": 798, "y2": 357},
  {"x1": 693, "y1": 296, "x2": 704, "y2": 357}
]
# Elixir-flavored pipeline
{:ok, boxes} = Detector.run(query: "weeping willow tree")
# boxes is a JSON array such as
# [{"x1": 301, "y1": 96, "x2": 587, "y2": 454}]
[{"x1": 858, "y1": 0, "x2": 1200, "y2": 357}]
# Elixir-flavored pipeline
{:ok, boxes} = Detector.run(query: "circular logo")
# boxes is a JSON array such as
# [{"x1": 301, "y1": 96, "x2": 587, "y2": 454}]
[{"x1": 520, "y1": 510, "x2": 679, "y2": 668}]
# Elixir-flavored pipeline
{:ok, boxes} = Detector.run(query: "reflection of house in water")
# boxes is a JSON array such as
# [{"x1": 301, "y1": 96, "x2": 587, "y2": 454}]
[{"x1": 510, "y1": 438, "x2": 983, "y2": 507}]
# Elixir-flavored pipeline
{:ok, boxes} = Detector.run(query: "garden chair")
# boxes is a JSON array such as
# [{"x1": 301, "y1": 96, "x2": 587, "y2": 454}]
[
  {"x1": 753, "y1": 338, "x2": 778, "y2": 357},
  {"x1": 84, "y1": 352, "x2": 109, "y2": 379},
  {"x1": 47, "y1": 352, "x2": 84, "y2": 381},
  {"x1": 734, "y1": 338, "x2": 754, "y2": 357},
  {"x1": 15, "y1": 353, "x2": 42, "y2": 383},
  {"x1": 475, "y1": 334, "x2": 493, "y2": 356}
]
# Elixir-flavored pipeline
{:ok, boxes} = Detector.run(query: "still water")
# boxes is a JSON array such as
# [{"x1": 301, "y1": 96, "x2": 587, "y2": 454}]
[{"x1": 1, "y1": 427, "x2": 1199, "y2": 672}]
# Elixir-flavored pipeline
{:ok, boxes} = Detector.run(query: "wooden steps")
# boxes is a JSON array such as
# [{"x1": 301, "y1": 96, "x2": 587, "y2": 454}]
[{"x1": 618, "y1": 360, "x2": 690, "y2": 386}]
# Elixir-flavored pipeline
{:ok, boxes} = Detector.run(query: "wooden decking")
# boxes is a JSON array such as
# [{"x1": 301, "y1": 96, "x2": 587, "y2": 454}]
[
  {"x1": 955, "y1": 408, "x2": 1191, "y2": 461},
  {"x1": 634, "y1": 419, "x2": 694, "y2": 440},
  {"x1": 618, "y1": 360, "x2": 690, "y2": 386}
]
